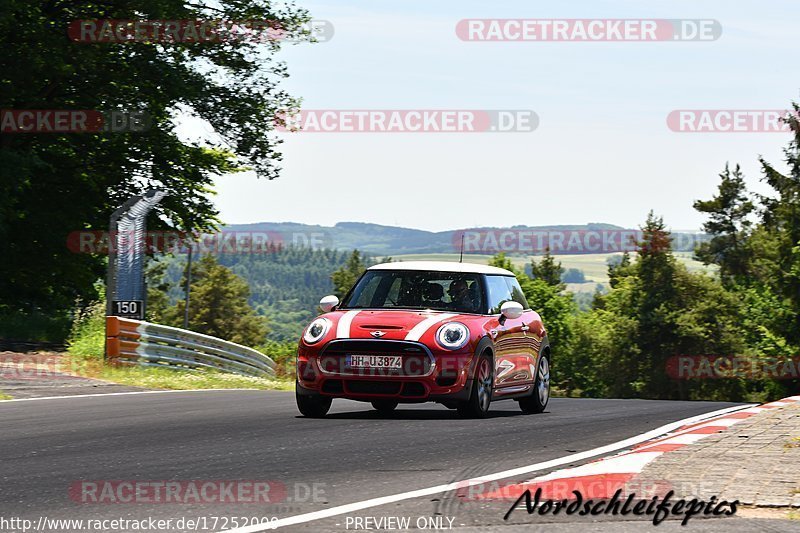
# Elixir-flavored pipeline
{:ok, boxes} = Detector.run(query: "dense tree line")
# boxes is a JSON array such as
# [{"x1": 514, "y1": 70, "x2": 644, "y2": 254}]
[
  {"x1": 550, "y1": 108, "x2": 800, "y2": 401},
  {"x1": 148, "y1": 246, "x2": 365, "y2": 342},
  {"x1": 0, "y1": 0, "x2": 309, "y2": 341},
  {"x1": 149, "y1": 255, "x2": 268, "y2": 347}
]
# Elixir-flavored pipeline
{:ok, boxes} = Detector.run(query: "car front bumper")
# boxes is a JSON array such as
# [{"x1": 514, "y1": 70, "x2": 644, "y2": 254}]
[{"x1": 296, "y1": 339, "x2": 476, "y2": 403}]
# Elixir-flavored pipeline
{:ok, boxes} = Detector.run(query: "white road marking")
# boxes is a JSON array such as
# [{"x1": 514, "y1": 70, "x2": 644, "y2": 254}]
[
  {"x1": 404, "y1": 313, "x2": 456, "y2": 341},
  {"x1": 688, "y1": 417, "x2": 742, "y2": 429},
  {"x1": 762, "y1": 400, "x2": 795, "y2": 408},
  {"x1": 0, "y1": 389, "x2": 262, "y2": 403},
  {"x1": 220, "y1": 403, "x2": 753, "y2": 533},
  {"x1": 531, "y1": 451, "x2": 664, "y2": 480},
  {"x1": 335, "y1": 310, "x2": 360, "y2": 339}
]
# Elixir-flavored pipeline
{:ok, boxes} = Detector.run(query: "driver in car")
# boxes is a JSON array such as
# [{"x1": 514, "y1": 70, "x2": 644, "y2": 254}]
[{"x1": 447, "y1": 279, "x2": 474, "y2": 311}]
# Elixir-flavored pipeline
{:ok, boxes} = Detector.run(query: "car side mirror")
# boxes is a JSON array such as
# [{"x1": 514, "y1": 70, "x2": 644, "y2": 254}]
[
  {"x1": 500, "y1": 301, "x2": 524, "y2": 320},
  {"x1": 319, "y1": 295, "x2": 339, "y2": 313}
]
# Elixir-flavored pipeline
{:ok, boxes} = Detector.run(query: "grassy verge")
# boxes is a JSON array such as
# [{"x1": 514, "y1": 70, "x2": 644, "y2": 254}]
[
  {"x1": 97, "y1": 365, "x2": 293, "y2": 391},
  {"x1": 65, "y1": 295, "x2": 294, "y2": 391},
  {"x1": 0, "y1": 392, "x2": 12, "y2": 401},
  {"x1": 66, "y1": 350, "x2": 293, "y2": 391}
]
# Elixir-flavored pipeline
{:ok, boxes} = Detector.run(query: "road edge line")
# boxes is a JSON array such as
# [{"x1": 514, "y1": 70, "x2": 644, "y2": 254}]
[
  {"x1": 221, "y1": 403, "x2": 754, "y2": 532},
  {"x1": 0, "y1": 389, "x2": 266, "y2": 403}
]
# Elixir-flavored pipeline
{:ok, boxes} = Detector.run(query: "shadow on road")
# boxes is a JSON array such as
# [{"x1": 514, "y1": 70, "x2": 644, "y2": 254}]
[{"x1": 302, "y1": 407, "x2": 541, "y2": 420}]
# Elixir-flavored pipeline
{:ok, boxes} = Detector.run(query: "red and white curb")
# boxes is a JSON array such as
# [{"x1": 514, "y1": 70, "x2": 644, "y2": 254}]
[{"x1": 479, "y1": 396, "x2": 800, "y2": 501}]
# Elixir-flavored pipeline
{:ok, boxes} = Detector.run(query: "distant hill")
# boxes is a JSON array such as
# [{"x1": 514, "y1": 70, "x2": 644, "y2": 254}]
[{"x1": 224, "y1": 221, "x2": 707, "y2": 256}]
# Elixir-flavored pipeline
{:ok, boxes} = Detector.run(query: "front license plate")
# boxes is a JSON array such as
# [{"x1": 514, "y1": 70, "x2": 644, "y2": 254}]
[{"x1": 346, "y1": 355, "x2": 402, "y2": 369}]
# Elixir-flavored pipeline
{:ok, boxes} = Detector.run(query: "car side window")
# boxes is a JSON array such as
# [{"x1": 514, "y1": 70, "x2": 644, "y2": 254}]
[
  {"x1": 505, "y1": 277, "x2": 530, "y2": 310},
  {"x1": 485, "y1": 275, "x2": 514, "y2": 314}
]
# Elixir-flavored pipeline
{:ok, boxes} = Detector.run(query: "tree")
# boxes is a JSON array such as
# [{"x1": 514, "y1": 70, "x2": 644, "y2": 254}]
[
  {"x1": 563, "y1": 213, "x2": 748, "y2": 400},
  {"x1": 755, "y1": 106, "x2": 800, "y2": 344},
  {"x1": 561, "y1": 268, "x2": 586, "y2": 284},
  {"x1": 331, "y1": 250, "x2": 368, "y2": 298},
  {"x1": 687, "y1": 105, "x2": 800, "y2": 399},
  {"x1": 530, "y1": 248, "x2": 564, "y2": 287},
  {"x1": 628, "y1": 213, "x2": 680, "y2": 397},
  {"x1": 170, "y1": 255, "x2": 268, "y2": 347},
  {"x1": 488, "y1": 252, "x2": 514, "y2": 272},
  {"x1": 693, "y1": 164, "x2": 755, "y2": 285},
  {"x1": 607, "y1": 251, "x2": 632, "y2": 289},
  {"x1": 489, "y1": 253, "x2": 576, "y2": 369},
  {"x1": 0, "y1": 0, "x2": 310, "y2": 339},
  {"x1": 145, "y1": 258, "x2": 173, "y2": 324}
]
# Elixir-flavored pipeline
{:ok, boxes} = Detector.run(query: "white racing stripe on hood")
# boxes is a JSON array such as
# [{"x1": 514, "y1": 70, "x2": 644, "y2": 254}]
[
  {"x1": 336, "y1": 310, "x2": 361, "y2": 338},
  {"x1": 404, "y1": 313, "x2": 457, "y2": 342}
]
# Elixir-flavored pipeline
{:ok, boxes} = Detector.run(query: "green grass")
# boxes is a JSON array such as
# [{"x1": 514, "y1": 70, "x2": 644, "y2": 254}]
[
  {"x1": 0, "y1": 392, "x2": 11, "y2": 401},
  {"x1": 63, "y1": 295, "x2": 294, "y2": 392},
  {"x1": 66, "y1": 298, "x2": 106, "y2": 359},
  {"x1": 98, "y1": 365, "x2": 294, "y2": 391}
]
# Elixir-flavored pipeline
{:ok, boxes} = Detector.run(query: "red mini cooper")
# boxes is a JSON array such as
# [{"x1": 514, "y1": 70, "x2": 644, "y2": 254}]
[{"x1": 295, "y1": 261, "x2": 550, "y2": 418}]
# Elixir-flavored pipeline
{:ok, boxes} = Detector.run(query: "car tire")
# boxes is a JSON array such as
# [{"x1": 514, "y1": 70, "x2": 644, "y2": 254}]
[
  {"x1": 519, "y1": 354, "x2": 550, "y2": 414},
  {"x1": 371, "y1": 400, "x2": 399, "y2": 414},
  {"x1": 296, "y1": 389, "x2": 332, "y2": 418},
  {"x1": 457, "y1": 354, "x2": 493, "y2": 418}
]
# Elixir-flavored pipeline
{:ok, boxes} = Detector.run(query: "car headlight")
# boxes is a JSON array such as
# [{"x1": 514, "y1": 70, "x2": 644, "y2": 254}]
[
  {"x1": 303, "y1": 318, "x2": 331, "y2": 344},
  {"x1": 436, "y1": 322, "x2": 470, "y2": 350}
]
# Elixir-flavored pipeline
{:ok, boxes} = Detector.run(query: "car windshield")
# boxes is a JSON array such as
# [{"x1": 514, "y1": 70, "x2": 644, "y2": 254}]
[{"x1": 341, "y1": 270, "x2": 485, "y2": 314}]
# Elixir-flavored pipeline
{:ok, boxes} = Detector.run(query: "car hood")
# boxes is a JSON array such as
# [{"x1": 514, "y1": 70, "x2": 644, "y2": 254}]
[{"x1": 323, "y1": 309, "x2": 477, "y2": 342}]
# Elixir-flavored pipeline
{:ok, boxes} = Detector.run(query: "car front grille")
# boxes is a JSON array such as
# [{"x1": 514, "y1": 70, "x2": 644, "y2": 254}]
[{"x1": 318, "y1": 339, "x2": 434, "y2": 377}]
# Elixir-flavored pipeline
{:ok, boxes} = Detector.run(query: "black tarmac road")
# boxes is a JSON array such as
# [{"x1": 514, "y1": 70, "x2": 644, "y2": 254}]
[{"x1": 1, "y1": 391, "x2": 793, "y2": 532}]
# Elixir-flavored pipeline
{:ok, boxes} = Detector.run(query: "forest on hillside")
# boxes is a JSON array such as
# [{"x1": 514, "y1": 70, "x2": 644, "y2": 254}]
[{"x1": 148, "y1": 246, "x2": 371, "y2": 341}]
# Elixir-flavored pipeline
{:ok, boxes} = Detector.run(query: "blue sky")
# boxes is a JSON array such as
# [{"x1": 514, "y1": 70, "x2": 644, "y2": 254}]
[{"x1": 206, "y1": 0, "x2": 799, "y2": 232}]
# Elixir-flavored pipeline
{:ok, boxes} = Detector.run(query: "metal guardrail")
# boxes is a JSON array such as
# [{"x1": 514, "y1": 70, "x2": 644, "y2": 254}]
[{"x1": 106, "y1": 317, "x2": 276, "y2": 377}]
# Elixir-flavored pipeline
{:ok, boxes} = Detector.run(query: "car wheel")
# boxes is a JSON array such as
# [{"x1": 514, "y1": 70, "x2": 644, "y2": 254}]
[
  {"x1": 296, "y1": 389, "x2": 332, "y2": 418},
  {"x1": 457, "y1": 354, "x2": 493, "y2": 418},
  {"x1": 371, "y1": 400, "x2": 399, "y2": 414},
  {"x1": 519, "y1": 354, "x2": 550, "y2": 414}
]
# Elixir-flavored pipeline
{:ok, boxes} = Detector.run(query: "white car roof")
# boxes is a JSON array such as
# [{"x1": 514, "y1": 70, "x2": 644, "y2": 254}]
[{"x1": 367, "y1": 261, "x2": 515, "y2": 276}]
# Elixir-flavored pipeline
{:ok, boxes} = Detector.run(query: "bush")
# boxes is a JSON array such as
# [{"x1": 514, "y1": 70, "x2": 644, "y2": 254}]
[
  {"x1": 259, "y1": 339, "x2": 298, "y2": 379},
  {"x1": 561, "y1": 268, "x2": 586, "y2": 283},
  {"x1": 66, "y1": 296, "x2": 106, "y2": 359},
  {"x1": 0, "y1": 306, "x2": 71, "y2": 344}
]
